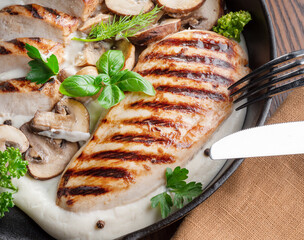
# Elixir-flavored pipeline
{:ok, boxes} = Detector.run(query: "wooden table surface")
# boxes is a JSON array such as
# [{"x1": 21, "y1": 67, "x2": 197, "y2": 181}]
[{"x1": 147, "y1": 0, "x2": 304, "y2": 239}]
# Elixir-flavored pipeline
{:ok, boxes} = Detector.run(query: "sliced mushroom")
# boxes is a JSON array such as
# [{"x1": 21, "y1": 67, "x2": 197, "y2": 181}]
[
  {"x1": 0, "y1": 125, "x2": 29, "y2": 153},
  {"x1": 75, "y1": 42, "x2": 106, "y2": 67},
  {"x1": 156, "y1": 0, "x2": 205, "y2": 14},
  {"x1": 79, "y1": 13, "x2": 113, "y2": 34},
  {"x1": 114, "y1": 40, "x2": 136, "y2": 70},
  {"x1": 105, "y1": 0, "x2": 154, "y2": 16},
  {"x1": 21, "y1": 123, "x2": 78, "y2": 180},
  {"x1": 182, "y1": 0, "x2": 224, "y2": 30},
  {"x1": 30, "y1": 98, "x2": 90, "y2": 142},
  {"x1": 129, "y1": 18, "x2": 181, "y2": 46}
]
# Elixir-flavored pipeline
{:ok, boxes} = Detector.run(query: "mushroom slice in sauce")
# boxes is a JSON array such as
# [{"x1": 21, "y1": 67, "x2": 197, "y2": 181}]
[
  {"x1": 30, "y1": 99, "x2": 90, "y2": 142},
  {"x1": 21, "y1": 123, "x2": 78, "y2": 180},
  {"x1": 156, "y1": 0, "x2": 205, "y2": 14},
  {"x1": 129, "y1": 18, "x2": 182, "y2": 46},
  {"x1": 75, "y1": 42, "x2": 106, "y2": 67},
  {"x1": 115, "y1": 40, "x2": 136, "y2": 70},
  {"x1": 0, "y1": 125, "x2": 29, "y2": 153},
  {"x1": 182, "y1": 0, "x2": 224, "y2": 30},
  {"x1": 105, "y1": 0, "x2": 154, "y2": 16}
]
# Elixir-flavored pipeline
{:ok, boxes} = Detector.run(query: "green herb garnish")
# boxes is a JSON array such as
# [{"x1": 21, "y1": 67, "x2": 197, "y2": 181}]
[
  {"x1": 25, "y1": 44, "x2": 59, "y2": 84},
  {"x1": 151, "y1": 167, "x2": 203, "y2": 218},
  {"x1": 72, "y1": 6, "x2": 162, "y2": 42},
  {"x1": 213, "y1": 10, "x2": 252, "y2": 42},
  {"x1": 60, "y1": 50, "x2": 155, "y2": 109},
  {"x1": 0, "y1": 148, "x2": 28, "y2": 218}
]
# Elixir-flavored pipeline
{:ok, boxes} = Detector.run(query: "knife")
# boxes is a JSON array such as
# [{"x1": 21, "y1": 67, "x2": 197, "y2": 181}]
[{"x1": 209, "y1": 121, "x2": 304, "y2": 160}]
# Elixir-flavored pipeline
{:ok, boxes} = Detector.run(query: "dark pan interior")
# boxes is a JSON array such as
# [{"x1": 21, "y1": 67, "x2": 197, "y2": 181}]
[{"x1": 0, "y1": 0, "x2": 276, "y2": 239}]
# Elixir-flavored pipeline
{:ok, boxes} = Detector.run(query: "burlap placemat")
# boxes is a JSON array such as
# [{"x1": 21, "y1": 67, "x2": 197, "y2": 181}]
[{"x1": 172, "y1": 88, "x2": 304, "y2": 240}]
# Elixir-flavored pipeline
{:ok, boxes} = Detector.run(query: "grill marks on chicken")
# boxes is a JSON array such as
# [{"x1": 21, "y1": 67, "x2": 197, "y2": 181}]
[
  {"x1": 0, "y1": 4, "x2": 79, "y2": 43},
  {"x1": 0, "y1": 38, "x2": 64, "y2": 75},
  {"x1": 0, "y1": 78, "x2": 62, "y2": 116},
  {"x1": 57, "y1": 30, "x2": 250, "y2": 212}
]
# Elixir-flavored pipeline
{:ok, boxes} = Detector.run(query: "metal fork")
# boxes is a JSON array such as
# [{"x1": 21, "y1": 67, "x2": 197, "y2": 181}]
[{"x1": 229, "y1": 49, "x2": 304, "y2": 110}]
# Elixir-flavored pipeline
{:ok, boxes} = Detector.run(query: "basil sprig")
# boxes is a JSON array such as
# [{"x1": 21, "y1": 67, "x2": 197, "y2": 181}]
[{"x1": 60, "y1": 50, "x2": 155, "y2": 109}]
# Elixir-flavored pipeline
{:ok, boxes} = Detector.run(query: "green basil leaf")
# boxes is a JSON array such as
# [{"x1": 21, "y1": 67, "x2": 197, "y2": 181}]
[
  {"x1": 110, "y1": 69, "x2": 129, "y2": 84},
  {"x1": 98, "y1": 85, "x2": 125, "y2": 109},
  {"x1": 60, "y1": 75, "x2": 101, "y2": 97},
  {"x1": 96, "y1": 50, "x2": 125, "y2": 76},
  {"x1": 26, "y1": 60, "x2": 55, "y2": 84},
  {"x1": 95, "y1": 74, "x2": 111, "y2": 86},
  {"x1": 116, "y1": 71, "x2": 155, "y2": 96}
]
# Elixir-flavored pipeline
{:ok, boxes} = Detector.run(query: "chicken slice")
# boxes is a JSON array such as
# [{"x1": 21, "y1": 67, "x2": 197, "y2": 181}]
[
  {"x1": 0, "y1": 0, "x2": 100, "y2": 21},
  {"x1": 0, "y1": 78, "x2": 62, "y2": 116},
  {"x1": 57, "y1": 30, "x2": 250, "y2": 212},
  {"x1": 0, "y1": 4, "x2": 79, "y2": 43},
  {"x1": 0, "y1": 38, "x2": 64, "y2": 77}
]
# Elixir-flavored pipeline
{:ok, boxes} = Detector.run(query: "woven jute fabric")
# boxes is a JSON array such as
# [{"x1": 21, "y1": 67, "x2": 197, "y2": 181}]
[{"x1": 172, "y1": 88, "x2": 304, "y2": 240}]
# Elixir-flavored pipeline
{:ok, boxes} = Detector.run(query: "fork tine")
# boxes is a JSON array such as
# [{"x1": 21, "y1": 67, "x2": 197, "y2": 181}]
[
  {"x1": 235, "y1": 77, "x2": 304, "y2": 111},
  {"x1": 230, "y1": 58, "x2": 304, "y2": 97},
  {"x1": 234, "y1": 68, "x2": 304, "y2": 103},
  {"x1": 228, "y1": 49, "x2": 304, "y2": 90}
]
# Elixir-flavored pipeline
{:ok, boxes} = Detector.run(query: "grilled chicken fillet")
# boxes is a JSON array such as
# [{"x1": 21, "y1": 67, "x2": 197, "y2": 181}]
[
  {"x1": 0, "y1": 4, "x2": 79, "y2": 43},
  {"x1": 57, "y1": 30, "x2": 250, "y2": 212},
  {"x1": 0, "y1": 37, "x2": 64, "y2": 75},
  {"x1": 0, "y1": 78, "x2": 62, "y2": 116}
]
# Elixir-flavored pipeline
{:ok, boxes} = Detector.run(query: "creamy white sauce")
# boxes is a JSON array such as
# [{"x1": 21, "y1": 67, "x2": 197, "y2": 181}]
[{"x1": 0, "y1": 0, "x2": 250, "y2": 237}]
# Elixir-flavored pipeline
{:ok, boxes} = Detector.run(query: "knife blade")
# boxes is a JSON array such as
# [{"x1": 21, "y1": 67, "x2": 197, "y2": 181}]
[{"x1": 209, "y1": 121, "x2": 304, "y2": 160}]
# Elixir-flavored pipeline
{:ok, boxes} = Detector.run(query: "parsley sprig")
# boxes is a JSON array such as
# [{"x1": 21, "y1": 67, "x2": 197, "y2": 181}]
[
  {"x1": 60, "y1": 50, "x2": 155, "y2": 109},
  {"x1": 213, "y1": 10, "x2": 252, "y2": 42},
  {"x1": 25, "y1": 44, "x2": 59, "y2": 84},
  {"x1": 0, "y1": 148, "x2": 28, "y2": 218},
  {"x1": 72, "y1": 6, "x2": 162, "y2": 42},
  {"x1": 151, "y1": 167, "x2": 203, "y2": 218}
]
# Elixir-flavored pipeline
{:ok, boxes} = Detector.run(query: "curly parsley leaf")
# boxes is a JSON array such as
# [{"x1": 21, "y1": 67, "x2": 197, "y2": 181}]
[
  {"x1": 25, "y1": 43, "x2": 59, "y2": 84},
  {"x1": 60, "y1": 50, "x2": 155, "y2": 109},
  {"x1": 213, "y1": 10, "x2": 252, "y2": 42},
  {"x1": 150, "y1": 167, "x2": 203, "y2": 218},
  {"x1": 0, "y1": 148, "x2": 28, "y2": 218}
]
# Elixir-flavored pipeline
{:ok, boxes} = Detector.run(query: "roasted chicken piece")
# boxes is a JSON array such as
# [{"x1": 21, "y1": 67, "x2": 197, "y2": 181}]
[
  {"x1": 0, "y1": 78, "x2": 62, "y2": 116},
  {"x1": 0, "y1": 4, "x2": 79, "y2": 43},
  {"x1": 0, "y1": 37, "x2": 64, "y2": 75},
  {"x1": 0, "y1": 0, "x2": 99, "y2": 20},
  {"x1": 57, "y1": 30, "x2": 250, "y2": 212}
]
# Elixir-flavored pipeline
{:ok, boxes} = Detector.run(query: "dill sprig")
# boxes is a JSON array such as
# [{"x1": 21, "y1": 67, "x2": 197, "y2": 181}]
[{"x1": 73, "y1": 6, "x2": 162, "y2": 42}]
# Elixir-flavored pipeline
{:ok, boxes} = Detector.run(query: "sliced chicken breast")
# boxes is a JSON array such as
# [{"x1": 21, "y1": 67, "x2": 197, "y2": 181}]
[
  {"x1": 0, "y1": 4, "x2": 79, "y2": 43},
  {"x1": 0, "y1": 0, "x2": 100, "y2": 21},
  {"x1": 0, "y1": 78, "x2": 62, "y2": 116},
  {"x1": 0, "y1": 38, "x2": 64, "y2": 76},
  {"x1": 57, "y1": 30, "x2": 250, "y2": 212}
]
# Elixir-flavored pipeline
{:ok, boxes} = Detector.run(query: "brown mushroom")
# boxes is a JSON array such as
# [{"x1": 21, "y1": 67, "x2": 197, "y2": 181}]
[
  {"x1": 156, "y1": 0, "x2": 205, "y2": 15},
  {"x1": 79, "y1": 13, "x2": 113, "y2": 34},
  {"x1": 21, "y1": 123, "x2": 78, "y2": 180},
  {"x1": 129, "y1": 18, "x2": 181, "y2": 46},
  {"x1": 105, "y1": 0, "x2": 154, "y2": 16},
  {"x1": 75, "y1": 42, "x2": 106, "y2": 67},
  {"x1": 182, "y1": 0, "x2": 224, "y2": 30},
  {"x1": 114, "y1": 40, "x2": 136, "y2": 70},
  {"x1": 0, "y1": 125, "x2": 29, "y2": 153},
  {"x1": 30, "y1": 98, "x2": 90, "y2": 142}
]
